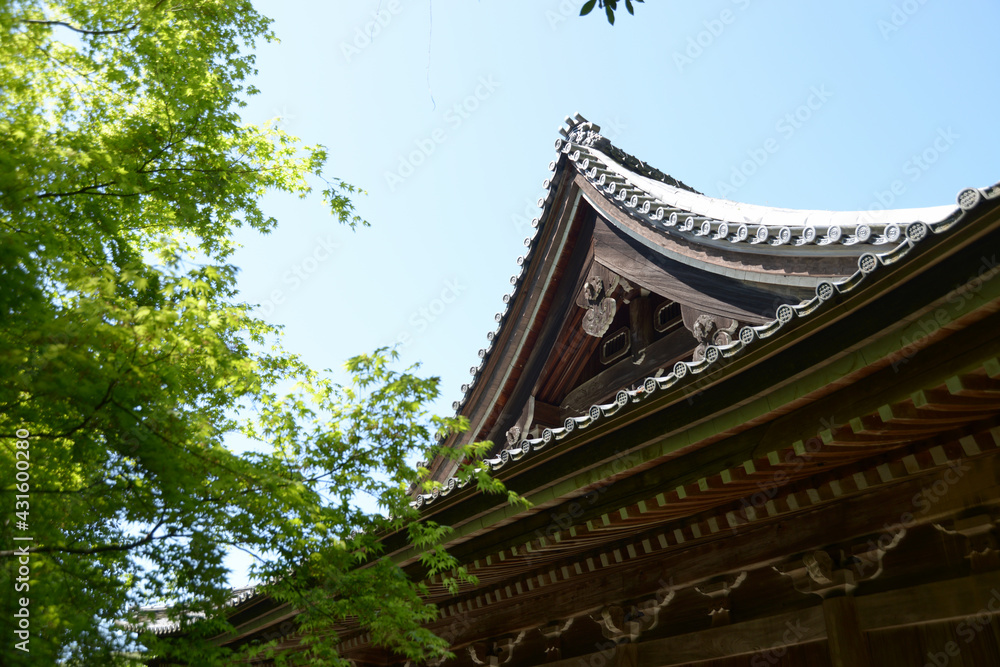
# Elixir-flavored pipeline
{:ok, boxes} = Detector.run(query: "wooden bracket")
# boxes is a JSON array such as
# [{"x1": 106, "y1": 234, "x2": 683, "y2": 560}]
[
  {"x1": 592, "y1": 584, "x2": 675, "y2": 643},
  {"x1": 537, "y1": 618, "x2": 574, "y2": 661},
  {"x1": 680, "y1": 305, "x2": 740, "y2": 362},
  {"x1": 775, "y1": 532, "x2": 905, "y2": 598},
  {"x1": 935, "y1": 513, "x2": 1000, "y2": 572},
  {"x1": 695, "y1": 571, "x2": 747, "y2": 626},
  {"x1": 467, "y1": 631, "x2": 526, "y2": 667}
]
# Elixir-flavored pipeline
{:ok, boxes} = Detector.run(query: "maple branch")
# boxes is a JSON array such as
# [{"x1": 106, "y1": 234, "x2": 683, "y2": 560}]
[
  {"x1": 0, "y1": 518, "x2": 170, "y2": 556},
  {"x1": 21, "y1": 19, "x2": 138, "y2": 36}
]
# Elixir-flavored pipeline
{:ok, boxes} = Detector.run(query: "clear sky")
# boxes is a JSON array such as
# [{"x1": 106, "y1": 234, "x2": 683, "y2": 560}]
[{"x1": 224, "y1": 0, "x2": 1000, "y2": 584}]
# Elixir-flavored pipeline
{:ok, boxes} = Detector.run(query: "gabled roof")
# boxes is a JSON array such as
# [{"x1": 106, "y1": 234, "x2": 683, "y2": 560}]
[{"x1": 416, "y1": 114, "x2": 999, "y2": 509}]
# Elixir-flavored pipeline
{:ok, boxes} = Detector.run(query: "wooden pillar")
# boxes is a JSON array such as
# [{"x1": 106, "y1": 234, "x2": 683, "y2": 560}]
[
  {"x1": 822, "y1": 595, "x2": 871, "y2": 667},
  {"x1": 613, "y1": 642, "x2": 637, "y2": 667}
]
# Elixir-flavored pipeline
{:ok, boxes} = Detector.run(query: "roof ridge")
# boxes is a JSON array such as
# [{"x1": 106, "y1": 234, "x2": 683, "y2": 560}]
[{"x1": 565, "y1": 119, "x2": 702, "y2": 195}]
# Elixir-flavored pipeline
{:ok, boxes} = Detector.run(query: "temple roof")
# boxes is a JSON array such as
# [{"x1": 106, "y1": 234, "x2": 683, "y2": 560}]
[
  {"x1": 126, "y1": 587, "x2": 258, "y2": 636},
  {"x1": 415, "y1": 113, "x2": 1000, "y2": 510},
  {"x1": 146, "y1": 114, "x2": 1000, "y2": 660},
  {"x1": 566, "y1": 120, "x2": 955, "y2": 248}
]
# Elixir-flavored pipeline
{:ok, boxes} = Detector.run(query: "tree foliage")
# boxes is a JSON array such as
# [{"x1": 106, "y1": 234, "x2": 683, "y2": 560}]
[
  {"x1": 0, "y1": 1, "x2": 516, "y2": 664},
  {"x1": 579, "y1": 0, "x2": 644, "y2": 25}
]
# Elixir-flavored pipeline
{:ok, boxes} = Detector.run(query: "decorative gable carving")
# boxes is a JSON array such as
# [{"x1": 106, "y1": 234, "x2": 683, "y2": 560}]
[
  {"x1": 682, "y1": 305, "x2": 740, "y2": 362},
  {"x1": 582, "y1": 276, "x2": 617, "y2": 338}
]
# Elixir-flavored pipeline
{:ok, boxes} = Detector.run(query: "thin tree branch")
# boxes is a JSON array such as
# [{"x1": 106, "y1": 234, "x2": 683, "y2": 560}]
[
  {"x1": 0, "y1": 518, "x2": 170, "y2": 556},
  {"x1": 32, "y1": 181, "x2": 116, "y2": 199},
  {"x1": 21, "y1": 19, "x2": 138, "y2": 37}
]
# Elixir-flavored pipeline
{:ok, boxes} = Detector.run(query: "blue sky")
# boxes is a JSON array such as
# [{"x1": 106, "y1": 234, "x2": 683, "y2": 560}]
[{"x1": 224, "y1": 0, "x2": 1000, "y2": 583}]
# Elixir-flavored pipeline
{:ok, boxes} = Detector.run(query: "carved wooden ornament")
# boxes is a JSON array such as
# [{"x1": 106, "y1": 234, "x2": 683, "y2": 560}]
[{"x1": 582, "y1": 277, "x2": 617, "y2": 338}]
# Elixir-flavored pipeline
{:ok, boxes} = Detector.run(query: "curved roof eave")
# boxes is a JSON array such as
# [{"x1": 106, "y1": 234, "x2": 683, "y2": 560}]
[
  {"x1": 418, "y1": 113, "x2": 998, "y2": 510},
  {"x1": 563, "y1": 119, "x2": 957, "y2": 253}
]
